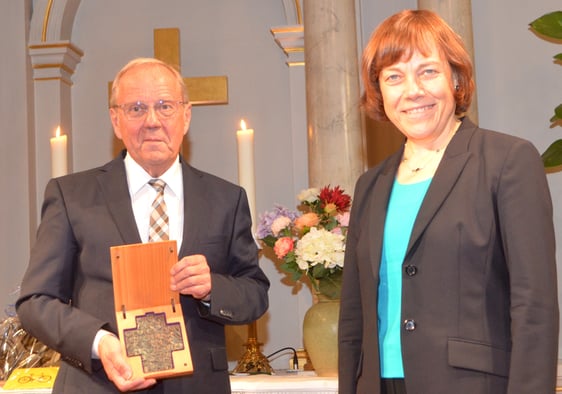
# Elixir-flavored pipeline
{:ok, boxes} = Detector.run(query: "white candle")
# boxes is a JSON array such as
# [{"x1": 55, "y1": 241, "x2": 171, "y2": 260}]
[
  {"x1": 236, "y1": 119, "x2": 256, "y2": 230},
  {"x1": 50, "y1": 126, "x2": 68, "y2": 178}
]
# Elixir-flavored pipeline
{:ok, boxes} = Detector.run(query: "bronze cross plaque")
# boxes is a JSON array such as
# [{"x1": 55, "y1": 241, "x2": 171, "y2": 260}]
[{"x1": 110, "y1": 241, "x2": 193, "y2": 379}]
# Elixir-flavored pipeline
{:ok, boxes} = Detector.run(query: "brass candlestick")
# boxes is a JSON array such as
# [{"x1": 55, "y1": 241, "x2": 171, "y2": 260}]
[{"x1": 232, "y1": 320, "x2": 272, "y2": 374}]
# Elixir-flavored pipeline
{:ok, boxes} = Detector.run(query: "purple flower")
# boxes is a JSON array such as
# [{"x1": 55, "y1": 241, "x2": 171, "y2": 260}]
[{"x1": 256, "y1": 205, "x2": 298, "y2": 239}]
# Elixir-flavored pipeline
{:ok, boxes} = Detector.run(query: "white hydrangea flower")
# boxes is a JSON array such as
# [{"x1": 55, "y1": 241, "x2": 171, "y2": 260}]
[
  {"x1": 297, "y1": 188, "x2": 320, "y2": 203},
  {"x1": 295, "y1": 227, "x2": 345, "y2": 271}
]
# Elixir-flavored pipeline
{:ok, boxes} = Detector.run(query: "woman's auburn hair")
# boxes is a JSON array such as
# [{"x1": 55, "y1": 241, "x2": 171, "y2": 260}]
[{"x1": 361, "y1": 9, "x2": 475, "y2": 121}]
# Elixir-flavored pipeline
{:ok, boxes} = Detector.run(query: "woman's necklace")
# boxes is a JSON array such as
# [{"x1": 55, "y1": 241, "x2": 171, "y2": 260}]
[
  {"x1": 401, "y1": 145, "x2": 443, "y2": 173},
  {"x1": 401, "y1": 121, "x2": 461, "y2": 174}
]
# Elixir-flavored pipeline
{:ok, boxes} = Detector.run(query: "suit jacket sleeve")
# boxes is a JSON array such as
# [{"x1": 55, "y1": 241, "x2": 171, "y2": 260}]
[
  {"x1": 179, "y1": 166, "x2": 269, "y2": 325},
  {"x1": 199, "y1": 189, "x2": 270, "y2": 325},
  {"x1": 498, "y1": 138, "x2": 559, "y2": 392},
  {"x1": 16, "y1": 178, "x2": 109, "y2": 373}
]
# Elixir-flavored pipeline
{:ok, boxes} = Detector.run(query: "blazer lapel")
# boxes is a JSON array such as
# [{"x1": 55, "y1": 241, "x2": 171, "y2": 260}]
[
  {"x1": 405, "y1": 119, "x2": 476, "y2": 258},
  {"x1": 97, "y1": 155, "x2": 142, "y2": 245},
  {"x1": 368, "y1": 150, "x2": 403, "y2": 278}
]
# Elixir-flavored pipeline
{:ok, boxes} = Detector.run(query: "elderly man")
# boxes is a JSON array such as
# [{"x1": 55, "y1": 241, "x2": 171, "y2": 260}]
[{"x1": 17, "y1": 57, "x2": 269, "y2": 393}]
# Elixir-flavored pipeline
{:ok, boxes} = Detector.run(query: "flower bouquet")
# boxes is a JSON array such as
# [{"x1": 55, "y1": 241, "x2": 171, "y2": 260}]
[{"x1": 256, "y1": 186, "x2": 351, "y2": 300}]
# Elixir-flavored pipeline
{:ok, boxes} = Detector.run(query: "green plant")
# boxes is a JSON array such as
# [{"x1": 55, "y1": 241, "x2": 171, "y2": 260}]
[{"x1": 529, "y1": 11, "x2": 562, "y2": 168}]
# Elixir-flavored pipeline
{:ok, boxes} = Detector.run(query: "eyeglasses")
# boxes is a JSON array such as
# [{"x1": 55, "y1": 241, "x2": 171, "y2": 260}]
[{"x1": 112, "y1": 100, "x2": 185, "y2": 120}]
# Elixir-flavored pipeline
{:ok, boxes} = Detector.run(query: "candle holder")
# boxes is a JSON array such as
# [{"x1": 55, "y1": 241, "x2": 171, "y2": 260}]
[{"x1": 231, "y1": 321, "x2": 272, "y2": 374}]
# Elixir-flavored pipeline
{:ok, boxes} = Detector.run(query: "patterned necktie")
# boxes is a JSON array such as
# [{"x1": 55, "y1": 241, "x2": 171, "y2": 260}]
[{"x1": 148, "y1": 179, "x2": 169, "y2": 242}]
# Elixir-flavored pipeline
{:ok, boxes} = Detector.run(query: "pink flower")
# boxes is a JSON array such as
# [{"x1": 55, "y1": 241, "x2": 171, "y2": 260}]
[
  {"x1": 331, "y1": 226, "x2": 343, "y2": 235},
  {"x1": 274, "y1": 237, "x2": 294, "y2": 259},
  {"x1": 271, "y1": 216, "x2": 292, "y2": 236},
  {"x1": 336, "y1": 211, "x2": 350, "y2": 227},
  {"x1": 294, "y1": 212, "x2": 321, "y2": 231}
]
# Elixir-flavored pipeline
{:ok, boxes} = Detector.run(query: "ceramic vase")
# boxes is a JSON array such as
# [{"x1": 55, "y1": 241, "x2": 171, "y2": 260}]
[{"x1": 302, "y1": 293, "x2": 340, "y2": 377}]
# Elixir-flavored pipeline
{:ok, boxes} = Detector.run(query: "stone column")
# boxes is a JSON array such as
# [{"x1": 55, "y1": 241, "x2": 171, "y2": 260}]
[
  {"x1": 28, "y1": 0, "x2": 83, "y2": 220},
  {"x1": 303, "y1": 0, "x2": 365, "y2": 194},
  {"x1": 418, "y1": 0, "x2": 479, "y2": 123}
]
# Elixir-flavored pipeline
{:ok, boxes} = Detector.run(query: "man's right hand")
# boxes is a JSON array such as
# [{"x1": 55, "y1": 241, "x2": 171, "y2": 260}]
[{"x1": 98, "y1": 333, "x2": 157, "y2": 392}]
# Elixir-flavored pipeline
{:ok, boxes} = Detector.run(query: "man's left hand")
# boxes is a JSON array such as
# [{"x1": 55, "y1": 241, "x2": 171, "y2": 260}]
[{"x1": 170, "y1": 254, "x2": 211, "y2": 300}]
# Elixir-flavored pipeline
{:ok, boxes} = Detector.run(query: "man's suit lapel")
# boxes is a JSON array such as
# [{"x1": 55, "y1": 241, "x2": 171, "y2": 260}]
[
  {"x1": 96, "y1": 155, "x2": 202, "y2": 255},
  {"x1": 178, "y1": 160, "x2": 204, "y2": 258},
  {"x1": 405, "y1": 119, "x2": 476, "y2": 259},
  {"x1": 96, "y1": 155, "x2": 142, "y2": 245}
]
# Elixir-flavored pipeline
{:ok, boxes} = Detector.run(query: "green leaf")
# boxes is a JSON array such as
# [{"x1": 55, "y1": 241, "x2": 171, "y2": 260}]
[
  {"x1": 552, "y1": 103, "x2": 562, "y2": 122},
  {"x1": 284, "y1": 250, "x2": 297, "y2": 265},
  {"x1": 530, "y1": 11, "x2": 562, "y2": 39},
  {"x1": 279, "y1": 256, "x2": 303, "y2": 283},
  {"x1": 554, "y1": 53, "x2": 562, "y2": 61},
  {"x1": 317, "y1": 271, "x2": 343, "y2": 300},
  {"x1": 542, "y1": 139, "x2": 562, "y2": 167},
  {"x1": 322, "y1": 216, "x2": 338, "y2": 231},
  {"x1": 261, "y1": 235, "x2": 277, "y2": 248},
  {"x1": 291, "y1": 271, "x2": 302, "y2": 282},
  {"x1": 311, "y1": 264, "x2": 329, "y2": 279},
  {"x1": 318, "y1": 281, "x2": 340, "y2": 300}
]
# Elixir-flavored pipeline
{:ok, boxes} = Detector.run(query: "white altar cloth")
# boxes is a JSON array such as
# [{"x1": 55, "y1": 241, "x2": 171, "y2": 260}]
[{"x1": 230, "y1": 370, "x2": 338, "y2": 394}]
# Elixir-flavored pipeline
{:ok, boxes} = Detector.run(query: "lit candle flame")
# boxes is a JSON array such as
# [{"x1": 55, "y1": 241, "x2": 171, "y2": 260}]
[
  {"x1": 240, "y1": 119, "x2": 247, "y2": 130},
  {"x1": 55, "y1": 126, "x2": 61, "y2": 138}
]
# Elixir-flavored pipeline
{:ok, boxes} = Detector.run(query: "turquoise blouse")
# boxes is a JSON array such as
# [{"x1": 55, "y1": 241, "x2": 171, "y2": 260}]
[{"x1": 378, "y1": 178, "x2": 431, "y2": 377}]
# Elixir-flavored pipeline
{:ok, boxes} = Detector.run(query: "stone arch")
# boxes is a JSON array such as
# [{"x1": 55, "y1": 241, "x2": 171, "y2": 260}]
[
  {"x1": 281, "y1": 0, "x2": 303, "y2": 25},
  {"x1": 272, "y1": 0, "x2": 304, "y2": 66},
  {"x1": 29, "y1": 0, "x2": 81, "y2": 43}
]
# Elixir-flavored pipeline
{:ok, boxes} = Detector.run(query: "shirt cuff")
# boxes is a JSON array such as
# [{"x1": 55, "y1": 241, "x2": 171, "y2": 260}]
[{"x1": 92, "y1": 329, "x2": 116, "y2": 359}]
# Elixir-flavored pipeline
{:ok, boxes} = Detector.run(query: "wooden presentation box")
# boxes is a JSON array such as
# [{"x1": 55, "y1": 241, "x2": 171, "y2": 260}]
[{"x1": 110, "y1": 240, "x2": 193, "y2": 380}]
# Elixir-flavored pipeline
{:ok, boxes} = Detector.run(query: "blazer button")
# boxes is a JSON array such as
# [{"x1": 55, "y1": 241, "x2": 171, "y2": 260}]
[
  {"x1": 405, "y1": 265, "x2": 417, "y2": 276},
  {"x1": 403, "y1": 319, "x2": 416, "y2": 331}
]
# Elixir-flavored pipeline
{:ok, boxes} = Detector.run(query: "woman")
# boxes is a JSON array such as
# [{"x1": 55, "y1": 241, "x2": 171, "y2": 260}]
[{"x1": 338, "y1": 9, "x2": 558, "y2": 394}]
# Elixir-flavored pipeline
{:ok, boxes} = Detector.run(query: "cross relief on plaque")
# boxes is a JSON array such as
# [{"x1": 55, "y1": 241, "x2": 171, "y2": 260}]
[{"x1": 123, "y1": 312, "x2": 185, "y2": 373}]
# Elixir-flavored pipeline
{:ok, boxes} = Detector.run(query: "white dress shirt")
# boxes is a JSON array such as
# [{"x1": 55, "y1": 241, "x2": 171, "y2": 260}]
[
  {"x1": 92, "y1": 153, "x2": 184, "y2": 358},
  {"x1": 124, "y1": 153, "x2": 184, "y2": 249}
]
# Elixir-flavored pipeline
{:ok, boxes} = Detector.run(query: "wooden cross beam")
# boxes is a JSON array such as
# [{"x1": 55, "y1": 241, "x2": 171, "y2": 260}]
[
  {"x1": 108, "y1": 28, "x2": 228, "y2": 106},
  {"x1": 153, "y1": 28, "x2": 228, "y2": 105}
]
